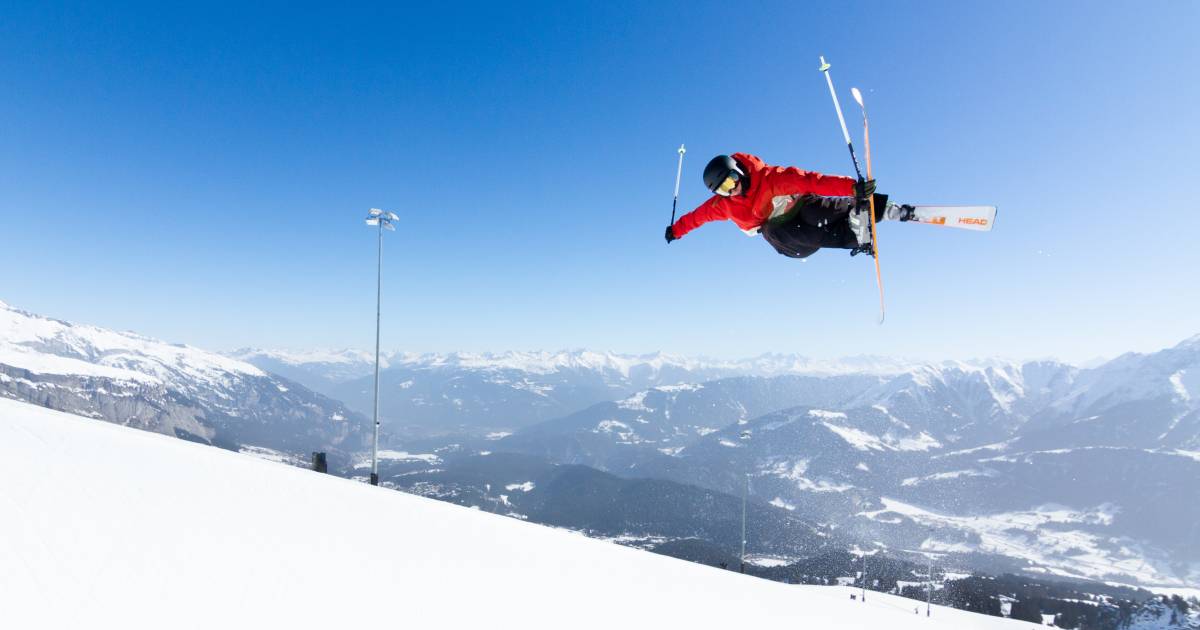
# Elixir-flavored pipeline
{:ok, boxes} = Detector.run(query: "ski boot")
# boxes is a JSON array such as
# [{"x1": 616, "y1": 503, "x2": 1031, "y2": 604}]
[
  {"x1": 879, "y1": 201, "x2": 915, "y2": 222},
  {"x1": 847, "y1": 197, "x2": 876, "y2": 257},
  {"x1": 863, "y1": 193, "x2": 913, "y2": 222},
  {"x1": 849, "y1": 194, "x2": 916, "y2": 256}
]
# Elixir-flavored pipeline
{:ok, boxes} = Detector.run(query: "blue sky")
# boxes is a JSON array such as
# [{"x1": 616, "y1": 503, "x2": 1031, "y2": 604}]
[{"x1": 1, "y1": 1, "x2": 1197, "y2": 362}]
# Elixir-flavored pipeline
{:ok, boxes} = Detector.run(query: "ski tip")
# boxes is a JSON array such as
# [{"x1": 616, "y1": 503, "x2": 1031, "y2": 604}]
[{"x1": 851, "y1": 87, "x2": 864, "y2": 105}]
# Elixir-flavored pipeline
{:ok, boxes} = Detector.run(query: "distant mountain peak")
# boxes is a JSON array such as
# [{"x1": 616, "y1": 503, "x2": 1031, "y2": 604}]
[
  {"x1": 1, "y1": 300, "x2": 264, "y2": 384},
  {"x1": 0, "y1": 300, "x2": 364, "y2": 457},
  {"x1": 231, "y1": 347, "x2": 384, "y2": 368},
  {"x1": 1175, "y1": 333, "x2": 1200, "y2": 349}
]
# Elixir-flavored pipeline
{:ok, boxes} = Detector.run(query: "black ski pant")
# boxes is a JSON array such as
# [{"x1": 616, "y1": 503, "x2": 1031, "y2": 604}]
[{"x1": 760, "y1": 195, "x2": 860, "y2": 259}]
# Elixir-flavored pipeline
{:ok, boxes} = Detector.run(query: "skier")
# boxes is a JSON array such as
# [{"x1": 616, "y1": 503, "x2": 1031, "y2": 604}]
[{"x1": 663, "y1": 153, "x2": 912, "y2": 258}]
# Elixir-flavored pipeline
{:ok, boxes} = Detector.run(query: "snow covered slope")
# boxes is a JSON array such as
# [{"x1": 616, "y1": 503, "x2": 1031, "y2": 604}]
[{"x1": 0, "y1": 397, "x2": 1037, "y2": 629}]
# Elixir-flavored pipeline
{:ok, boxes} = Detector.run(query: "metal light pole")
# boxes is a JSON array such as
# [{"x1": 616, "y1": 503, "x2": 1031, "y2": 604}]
[
  {"x1": 739, "y1": 429, "x2": 751, "y2": 573},
  {"x1": 740, "y1": 473, "x2": 748, "y2": 573},
  {"x1": 365, "y1": 208, "x2": 398, "y2": 486},
  {"x1": 861, "y1": 553, "x2": 868, "y2": 602},
  {"x1": 927, "y1": 556, "x2": 934, "y2": 617}
]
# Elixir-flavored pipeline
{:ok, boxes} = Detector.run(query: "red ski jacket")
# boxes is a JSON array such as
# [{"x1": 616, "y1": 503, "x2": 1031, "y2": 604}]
[{"x1": 670, "y1": 153, "x2": 856, "y2": 238}]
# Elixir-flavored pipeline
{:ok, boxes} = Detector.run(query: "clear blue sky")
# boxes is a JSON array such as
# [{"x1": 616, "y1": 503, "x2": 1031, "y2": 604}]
[{"x1": 2, "y1": 1, "x2": 1197, "y2": 362}]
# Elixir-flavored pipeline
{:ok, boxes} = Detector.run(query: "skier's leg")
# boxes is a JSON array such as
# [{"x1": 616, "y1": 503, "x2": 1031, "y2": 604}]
[
  {"x1": 797, "y1": 193, "x2": 913, "y2": 224},
  {"x1": 795, "y1": 194, "x2": 891, "y2": 249},
  {"x1": 816, "y1": 220, "x2": 860, "y2": 249},
  {"x1": 760, "y1": 220, "x2": 821, "y2": 258},
  {"x1": 817, "y1": 194, "x2": 910, "y2": 250},
  {"x1": 761, "y1": 198, "x2": 858, "y2": 257},
  {"x1": 796, "y1": 195, "x2": 855, "y2": 227},
  {"x1": 789, "y1": 195, "x2": 862, "y2": 250},
  {"x1": 762, "y1": 194, "x2": 910, "y2": 257},
  {"x1": 801, "y1": 193, "x2": 911, "y2": 221}
]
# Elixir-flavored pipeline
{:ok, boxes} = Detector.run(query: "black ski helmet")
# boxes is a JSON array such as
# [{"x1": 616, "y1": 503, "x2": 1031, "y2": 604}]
[{"x1": 703, "y1": 155, "x2": 746, "y2": 195}]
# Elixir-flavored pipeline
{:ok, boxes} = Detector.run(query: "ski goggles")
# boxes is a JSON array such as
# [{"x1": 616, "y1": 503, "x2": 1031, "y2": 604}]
[{"x1": 714, "y1": 172, "x2": 740, "y2": 196}]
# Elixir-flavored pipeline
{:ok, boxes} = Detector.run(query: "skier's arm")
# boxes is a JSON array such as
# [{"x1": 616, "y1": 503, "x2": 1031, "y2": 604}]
[
  {"x1": 671, "y1": 197, "x2": 730, "y2": 239},
  {"x1": 765, "y1": 166, "x2": 856, "y2": 198}
]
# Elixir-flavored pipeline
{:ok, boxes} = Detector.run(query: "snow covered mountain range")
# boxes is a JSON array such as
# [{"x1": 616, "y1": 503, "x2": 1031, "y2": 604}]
[
  {"x1": 335, "y1": 343, "x2": 1199, "y2": 593},
  {"x1": 232, "y1": 347, "x2": 928, "y2": 383},
  {"x1": 4, "y1": 299, "x2": 1197, "y2": 600},
  {"x1": 482, "y1": 349, "x2": 1200, "y2": 590},
  {"x1": 232, "y1": 346, "x2": 995, "y2": 435},
  {"x1": 0, "y1": 301, "x2": 366, "y2": 461}
]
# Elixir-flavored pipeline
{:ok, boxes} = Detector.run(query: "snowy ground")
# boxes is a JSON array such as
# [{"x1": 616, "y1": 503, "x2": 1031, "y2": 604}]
[
  {"x1": 860, "y1": 497, "x2": 1191, "y2": 587},
  {"x1": 0, "y1": 397, "x2": 1039, "y2": 629}
]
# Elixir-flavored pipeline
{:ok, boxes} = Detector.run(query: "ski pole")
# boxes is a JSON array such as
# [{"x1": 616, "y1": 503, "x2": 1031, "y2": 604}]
[
  {"x1": 818, "y1": 56, "x2": 864, "y2": 182},
  {"x1": 669, "y1": 144, "x2": 686, "y2": 225}
]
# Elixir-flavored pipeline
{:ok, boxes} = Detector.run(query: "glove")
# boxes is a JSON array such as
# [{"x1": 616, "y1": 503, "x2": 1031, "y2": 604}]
[
  {"x1": 854, "y1": 178, "x2": 876, "y2": 201},
  {"x1": 664, "y1": 225, "x2": 677, "y2": 244}
]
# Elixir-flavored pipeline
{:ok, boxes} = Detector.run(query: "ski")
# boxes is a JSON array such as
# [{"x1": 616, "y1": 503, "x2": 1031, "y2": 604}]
[
  {"x1": 820, "y1": 56, "x2": 885, "y2": 325},
  {"x1": 904, "y1": 205, "x2": 998, "y2": 231},
  {"x1": 850, "y1": 87, "x2": 885, "y2": 325}
]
